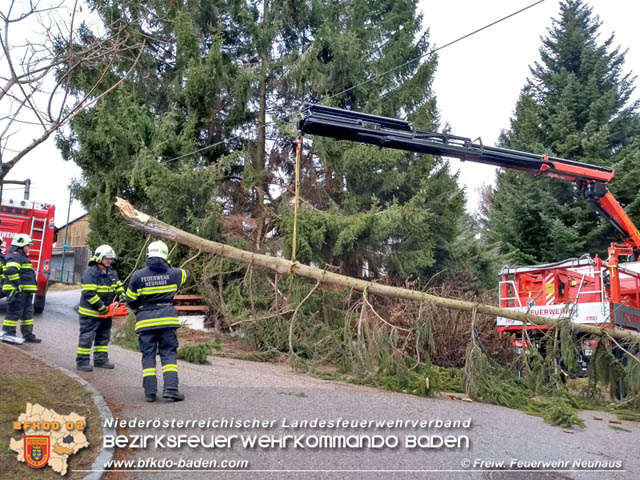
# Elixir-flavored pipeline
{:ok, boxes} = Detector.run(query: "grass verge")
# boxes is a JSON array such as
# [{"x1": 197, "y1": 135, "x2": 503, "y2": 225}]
[{"x1": 0, "y1": 343, "x2": 103, "y2": 479}]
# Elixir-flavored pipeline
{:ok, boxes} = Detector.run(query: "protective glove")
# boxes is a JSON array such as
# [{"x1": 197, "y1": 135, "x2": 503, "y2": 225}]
[
  {"x1": 98, "y1": 304, "x2": 108, "y2": 315},
  {"x1": 118, "y1": 293, "x2": 127, "y2": 303}
]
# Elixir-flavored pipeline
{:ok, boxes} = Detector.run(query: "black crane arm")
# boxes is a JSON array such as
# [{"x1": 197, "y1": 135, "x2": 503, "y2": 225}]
[{"x1": 297, "y1": 104, "x2": 640, "y2": 250}]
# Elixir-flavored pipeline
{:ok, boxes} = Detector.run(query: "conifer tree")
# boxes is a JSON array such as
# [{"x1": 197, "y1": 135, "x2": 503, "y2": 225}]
[
  {"x1": 283, "y1": 0, "x2": 467, "y2": 282},
  {"x1": 58, "y1": 0, "x2": 271, "y2": 267},
  {"x1": 483, "y1": 0, "x2": 640, "y2": 264},
  {"x1": 60, "y1": 0, "x2": 478, "y2": 287}
]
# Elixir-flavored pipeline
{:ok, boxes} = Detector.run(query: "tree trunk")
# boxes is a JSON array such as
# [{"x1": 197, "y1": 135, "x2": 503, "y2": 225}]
[
  {"x1": 115, "y1": 197, "x2": 639, "y2": 342},
  {"x1": 254, "y1": 0, "x2": 271, "y2": 250}
]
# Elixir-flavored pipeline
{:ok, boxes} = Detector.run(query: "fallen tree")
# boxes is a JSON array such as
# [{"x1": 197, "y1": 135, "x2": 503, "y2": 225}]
[{"x1": 115, "y1": 197, "x2": 638, "y2": 342}]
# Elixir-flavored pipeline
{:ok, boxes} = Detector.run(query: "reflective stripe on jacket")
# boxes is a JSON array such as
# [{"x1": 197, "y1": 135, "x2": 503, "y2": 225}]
[
  {"x1": 78, "y1": 263, "x2": 123, "y2": 317},
  {"x1": 3, "y1": 246, "x2": 36, "y2": 292},
  {"x1": 126, "y1": 257, "x2": 188, "y2": 332}
]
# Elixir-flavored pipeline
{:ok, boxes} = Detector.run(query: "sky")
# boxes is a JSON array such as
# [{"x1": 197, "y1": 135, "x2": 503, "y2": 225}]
[
  {"x1": 422, "y1": 0, "x2": 640, "y2": 209},
  {"x1": 4, "y1": 0, "x2": 640, "y2": 226}
]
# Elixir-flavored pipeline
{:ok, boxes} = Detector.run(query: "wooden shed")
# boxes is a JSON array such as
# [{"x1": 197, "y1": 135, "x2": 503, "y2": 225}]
[
  {"x1": 55, "y1": 213, "x2": 89, "y2": 247},
  {"x1": 51, "y1": 214, "x2": 90, "y2": 283}
]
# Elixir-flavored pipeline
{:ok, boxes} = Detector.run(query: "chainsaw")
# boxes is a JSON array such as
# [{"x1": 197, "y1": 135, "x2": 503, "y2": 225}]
[{"x1": 99, "y1": 302, "x2": 130, "y2": 318}]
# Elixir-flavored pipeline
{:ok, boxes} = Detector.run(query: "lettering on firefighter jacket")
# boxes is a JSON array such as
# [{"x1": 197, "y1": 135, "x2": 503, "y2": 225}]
[{"x1": 125, "y1": 257, "x2": 188, "y2": 332}]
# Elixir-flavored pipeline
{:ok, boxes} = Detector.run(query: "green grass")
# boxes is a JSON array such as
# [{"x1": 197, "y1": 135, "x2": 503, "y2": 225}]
[
  {"x1": 111, "y1": 313, "x2": 140, "y2": 351},
  {"x1": 0, "y1": 345, "x2": 103, "y2": 479}
]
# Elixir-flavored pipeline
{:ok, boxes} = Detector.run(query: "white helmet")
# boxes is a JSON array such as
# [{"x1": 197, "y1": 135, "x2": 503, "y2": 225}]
[
  {"x1": 147, "y1": 240, "x2": 169, "y2": 260},
  {"x1": 93, "y1": 244, "x2": 116, "y2": 263},
  {"x1": 13, "y1": 234, "x2": 33, "y2": 248}
]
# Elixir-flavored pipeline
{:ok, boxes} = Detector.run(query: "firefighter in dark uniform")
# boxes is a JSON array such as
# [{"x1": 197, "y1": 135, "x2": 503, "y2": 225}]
[
  {"x1": 1, "y1": 234, "x2": 41, "y2": 342},
  {"x1": 76, "y1": 245, "x2": 125, "y2": 372},
  {"x1": 126, "y1": 240, "x2": 188, "y2": 402},
  {"x1": 0, "y1": 238, "x2": 5, "y2": 298}
]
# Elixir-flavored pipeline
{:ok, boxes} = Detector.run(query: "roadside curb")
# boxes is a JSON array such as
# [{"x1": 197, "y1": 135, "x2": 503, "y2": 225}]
[
  {"x1": 9, "y1": 344, "x2": 115, "y2": 480},
  {"x1": 57, "y1": 366, "x2": 115, "y2": 480}
]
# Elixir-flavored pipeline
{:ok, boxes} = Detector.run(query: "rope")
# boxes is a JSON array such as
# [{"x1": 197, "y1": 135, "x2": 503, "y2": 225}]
[
  {"x1": 291, "y1": 135, "x2": 302, "y2": 261},
  {"x1": 123, "y1": 234, "x2": 151, "y2": 283}
]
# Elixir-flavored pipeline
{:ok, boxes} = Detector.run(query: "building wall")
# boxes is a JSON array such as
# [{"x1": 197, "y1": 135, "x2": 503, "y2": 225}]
[{"x1": 56, "y1": 216, "x2": 89, "y2": 247}]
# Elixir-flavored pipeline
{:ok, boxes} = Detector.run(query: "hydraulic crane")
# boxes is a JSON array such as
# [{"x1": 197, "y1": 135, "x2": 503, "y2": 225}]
[
  {"x1": 298, "y1": 104, "x2": 640, "y2": 253},
  {"x1": 297, "y1": 104, "x2": 640, "y2": 358}
]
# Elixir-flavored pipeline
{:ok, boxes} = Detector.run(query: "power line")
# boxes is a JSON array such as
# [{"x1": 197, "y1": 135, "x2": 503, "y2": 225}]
[
  {"x1": 328, "y1": 0, "x2": 546, "y2": 100},
  {"x1": 161, "y1": 0, "x2": 546, "y2": 164},
  {"x1": 162, "y1": 142, "x2": 227, "y2": 163}
]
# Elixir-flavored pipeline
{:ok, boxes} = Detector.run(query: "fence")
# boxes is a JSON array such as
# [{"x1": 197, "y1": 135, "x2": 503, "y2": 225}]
[{"x1": 49, "y1": 247, "x2": 90, "y2": 284}]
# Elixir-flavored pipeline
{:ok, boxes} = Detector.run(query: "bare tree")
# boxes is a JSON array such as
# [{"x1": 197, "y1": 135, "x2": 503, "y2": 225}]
[{"x1": 0, "y1": 0, "x2": 144, "y2": 178}]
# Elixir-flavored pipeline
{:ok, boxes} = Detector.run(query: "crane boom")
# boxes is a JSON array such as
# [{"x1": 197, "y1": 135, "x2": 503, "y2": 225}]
[{"x1": 298, "y1": 104, "x2": 640, "y2": 251}]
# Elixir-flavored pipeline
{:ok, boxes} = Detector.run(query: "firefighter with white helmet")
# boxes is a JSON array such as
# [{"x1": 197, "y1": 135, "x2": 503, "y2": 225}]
[
  {"x1": 76, "y1": 244, "x2": 124, "y2": 371},
  {"x1": 0, "y1": 237, "x2": 5, "y2": 298},
  {"x1": 125, "y1": 240, "x2": 188, "y2": 402},
  {"x1": 1, "y1": 234, "x2": 41, "y2": 342}
]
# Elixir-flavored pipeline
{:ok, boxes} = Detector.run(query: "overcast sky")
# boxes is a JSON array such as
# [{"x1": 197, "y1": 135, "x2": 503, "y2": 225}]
[
  {"x1": 422, "y1": 0, "x2": 640, "y2": 209},
  {"x1": 4, "y1": 0, "x2": 640, "y2": 226}
]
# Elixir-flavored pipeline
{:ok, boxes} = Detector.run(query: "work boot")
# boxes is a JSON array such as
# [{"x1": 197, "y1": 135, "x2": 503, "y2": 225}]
[
  {"x1": 163, "y1": 390, "x2": 185, "y2": 402},
  {"x1": 145, "y1": 393, "x2": 157, "y2": 403},
  {"x1": 1, "y1": 332, "x2": 24, "y2": 345},
  {"x1": 77, "y1": 364, "x2": 93, "y2": 372},
  {"x1": 94, "y1": 360, "x2": 115, "y2": 369},
  {"x1": 23, "y1": 334, "x2": 42, "y2": 343}
]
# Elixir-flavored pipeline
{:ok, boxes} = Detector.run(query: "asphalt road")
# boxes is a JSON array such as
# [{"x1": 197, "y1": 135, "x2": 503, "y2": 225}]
[{"x1": 10, "y1": 290, "x2": 639, "y2": 479}]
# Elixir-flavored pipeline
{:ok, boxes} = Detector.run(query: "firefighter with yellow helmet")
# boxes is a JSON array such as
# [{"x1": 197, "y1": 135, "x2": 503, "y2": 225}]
[
  {"x1": 1, "y1": 234, "x2": 41, "y2": 342},
  {"x1": 76, "y1": 244, "x2": 124, "y2": 371},
  {"x1": 125, "y1": 240, "x2": 188, "y2": 402}
]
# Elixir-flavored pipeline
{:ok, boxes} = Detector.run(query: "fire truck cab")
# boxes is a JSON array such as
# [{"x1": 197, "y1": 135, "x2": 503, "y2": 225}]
[{"x1": 0, "y1": 197, "x2": 55, "y2": 313}]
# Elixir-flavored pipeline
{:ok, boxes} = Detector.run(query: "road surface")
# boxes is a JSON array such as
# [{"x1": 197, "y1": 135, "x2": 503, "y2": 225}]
[{"x1": 10, "y1": 290, "x2": 639, "y2": 479}]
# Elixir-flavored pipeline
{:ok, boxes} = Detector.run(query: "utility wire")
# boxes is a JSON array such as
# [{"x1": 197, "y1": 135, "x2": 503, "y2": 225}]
[
  {"x1": 161, "y1": 0, "x2": 546, "y2": 164},
  {"x1": 328, "y1": 0, "x2": 546, "y2": 100}
]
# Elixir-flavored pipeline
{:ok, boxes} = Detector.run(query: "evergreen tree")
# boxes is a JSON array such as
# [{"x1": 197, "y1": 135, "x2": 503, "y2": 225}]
[
  {"x1": 59, "y1": 0, "x2": 480, "y2": 288},
  {"x1": 483, "y1": 0, "x2": 640, "y2": 264},
  {"x1": 58, "y1": 0, "x2": 272, "y2": 268},
  {"x1": 280, "y1": 0, "x2": 468, "y2": 282}
]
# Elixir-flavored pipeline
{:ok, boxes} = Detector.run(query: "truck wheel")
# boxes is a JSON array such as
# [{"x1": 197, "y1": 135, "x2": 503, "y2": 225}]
[{"x1": 34, "y1": 295, "x2": 46, "y2": 314}]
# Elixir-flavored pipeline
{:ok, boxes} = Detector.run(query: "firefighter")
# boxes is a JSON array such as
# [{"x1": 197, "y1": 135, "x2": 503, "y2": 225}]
[
  {"x1": 76, "y1": 245, "x2": 125, "y2": 372},
  {"x1": 2, "y1": 234, "x2": 41, "y2": 343},
  {"x1": 125, "y1": 240, "x2": 188, "y2": 402},
  {"x1": 0, "y1": 238, "x2": 5, "y2": 299}
]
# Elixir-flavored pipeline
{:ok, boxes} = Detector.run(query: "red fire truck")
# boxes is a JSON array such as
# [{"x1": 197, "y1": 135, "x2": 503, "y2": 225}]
[
  {"x1": 297, "y1": 104, "x2": 640, "y2": 369},
  {"x1": 0, "y1": 193, "x2": 56, "y2": 313}
]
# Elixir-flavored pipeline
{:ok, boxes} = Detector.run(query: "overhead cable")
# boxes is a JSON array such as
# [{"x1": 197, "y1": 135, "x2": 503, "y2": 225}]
[{"x1": 162, "y1": 0, "x2": 546, "y2": 163}]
